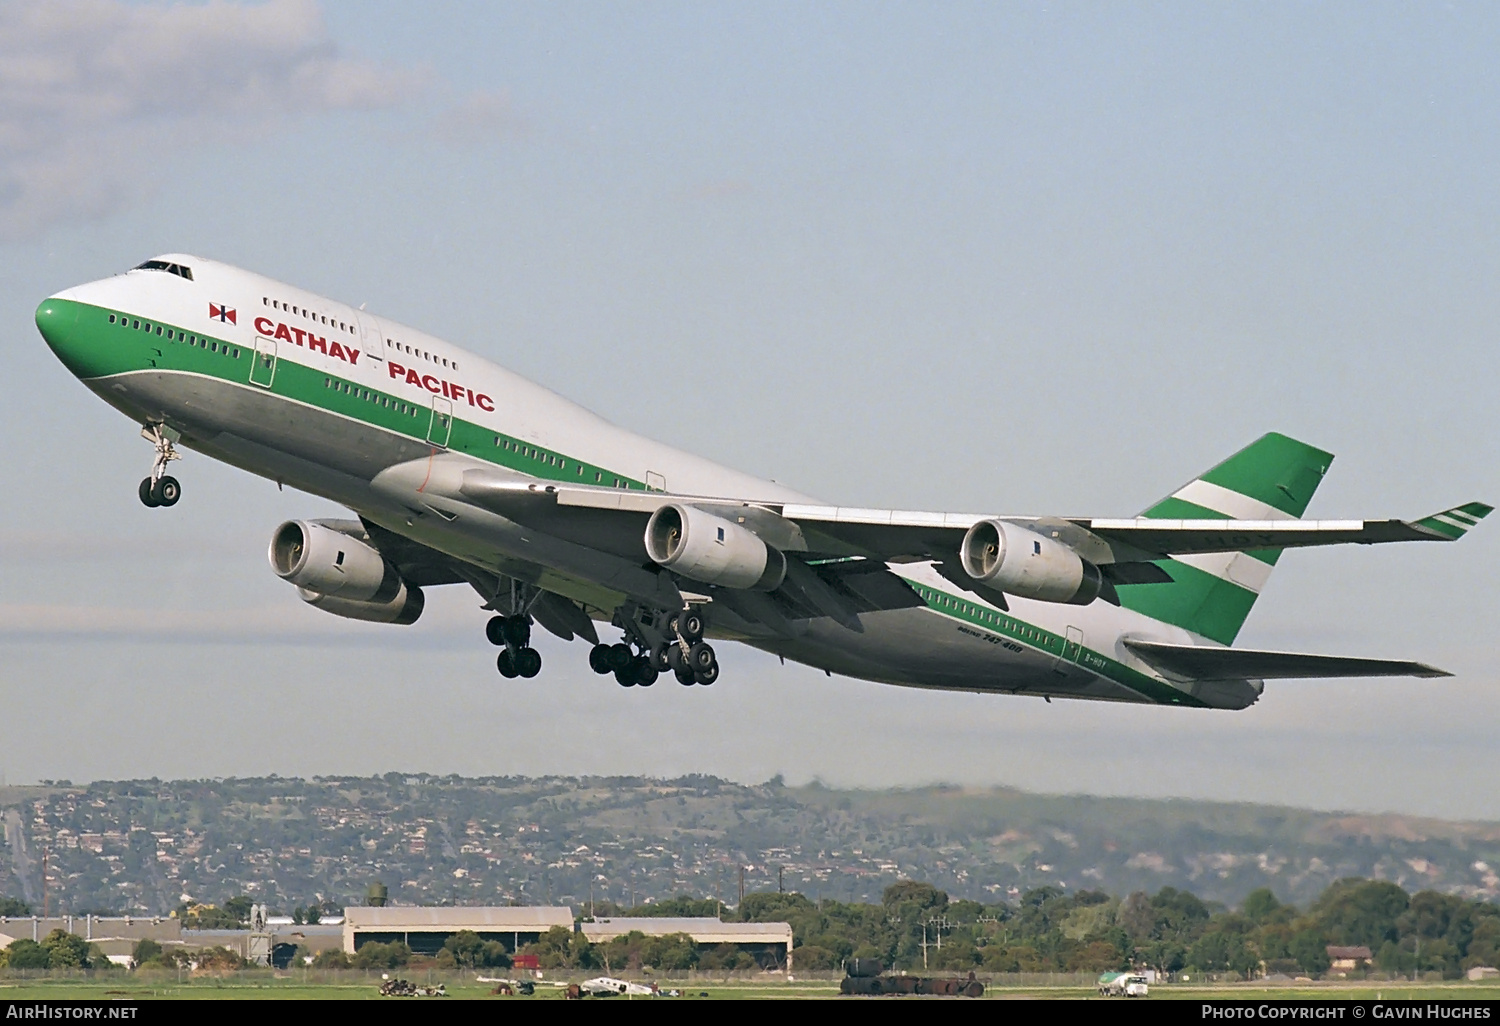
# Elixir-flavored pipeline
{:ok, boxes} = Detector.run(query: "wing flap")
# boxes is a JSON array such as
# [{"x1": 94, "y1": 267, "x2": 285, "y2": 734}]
[{"x1": 1123, "y1": 639, "x2": 1451, "y2": 681}]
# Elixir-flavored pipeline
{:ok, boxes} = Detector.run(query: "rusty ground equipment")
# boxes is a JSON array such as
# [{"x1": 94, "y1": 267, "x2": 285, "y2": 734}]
[{"x1": 379, "y1": 978, "x2": 447, "y2": 997}]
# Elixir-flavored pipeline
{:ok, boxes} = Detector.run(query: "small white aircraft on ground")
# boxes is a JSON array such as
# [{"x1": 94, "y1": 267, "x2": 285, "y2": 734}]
[{"x1": 580, "y1": 976, "x2": 662, "y2": 997}]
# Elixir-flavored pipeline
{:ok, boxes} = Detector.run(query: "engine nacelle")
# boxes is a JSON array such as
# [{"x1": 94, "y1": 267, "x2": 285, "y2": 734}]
[
  {"x1": 644, "y1": 504, "x2": 786, "y2": 591},
  {"x1": 298, "y1": 584, "x2": 425, "y2": 625},
  {"x1": 268, "y1": 520, "x2": 403, "y2": 603},
  {"x1": 959, "y1": 519, "x2": 1104, "y2": 605}
]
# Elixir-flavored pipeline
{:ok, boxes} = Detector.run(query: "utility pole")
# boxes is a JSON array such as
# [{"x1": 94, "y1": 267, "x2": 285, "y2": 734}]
[
  {"x1": 738, "y1": 865, "x2": 745, "y2": 907},
  {"x1": 778, "y1": 866, "x2": 783, "y2": 894},
  {"x1": 41, "y1": 849, "x2": 50, "y2": 919}
]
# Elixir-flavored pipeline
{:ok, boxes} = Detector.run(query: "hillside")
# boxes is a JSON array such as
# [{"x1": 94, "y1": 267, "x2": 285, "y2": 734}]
[{"x1": 1, "y1": 776, "x2": 1497, "y2": 915}]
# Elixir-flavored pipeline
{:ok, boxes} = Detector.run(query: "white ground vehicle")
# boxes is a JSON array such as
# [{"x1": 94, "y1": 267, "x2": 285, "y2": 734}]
[{"x1": 1097, "y1": 972, "x2": 1150, "y2": 997}]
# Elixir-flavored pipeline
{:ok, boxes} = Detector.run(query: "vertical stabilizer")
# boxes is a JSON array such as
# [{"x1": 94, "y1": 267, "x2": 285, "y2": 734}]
[{"x1": 1116, "y1": 432, "x2": 1334, "y2": 644}]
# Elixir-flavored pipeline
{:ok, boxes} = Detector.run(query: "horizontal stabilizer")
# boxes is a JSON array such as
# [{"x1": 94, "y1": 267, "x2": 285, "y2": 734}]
[
  {"x1": 1123, "y1": 639, "x2": 1451, "y2": 681},
  {"x1": 1411, "y1": 501, "x2": 1494, "y2": 540}
]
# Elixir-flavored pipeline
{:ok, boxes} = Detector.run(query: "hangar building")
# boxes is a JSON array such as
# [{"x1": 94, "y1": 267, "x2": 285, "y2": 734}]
[{"x1": 341, "y1": 906, "x2": 573, "y2": 955}]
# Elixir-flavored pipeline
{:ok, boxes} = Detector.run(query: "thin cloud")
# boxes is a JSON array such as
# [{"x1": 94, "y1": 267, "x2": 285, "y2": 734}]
[
  {"x1": 689, "y1": 179, "x2": 754, "y2": 200},
  {"x1": 0, "y1": 0, "x2": 425, "y2": 238},
  {"x1": 426, "y1": 89, "x2": 528, "y2": 148},
  {"x1": 0, "y1": 601, "x2": 469, "y2": 644}
]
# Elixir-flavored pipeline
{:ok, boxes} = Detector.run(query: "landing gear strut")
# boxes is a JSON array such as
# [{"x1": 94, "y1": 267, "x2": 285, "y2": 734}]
[
  {"x1": 137, "y1": 424, "x2": 181, "y2": 508},
  {"x1": 672, "y1": 607, "x2": 718, "y2": 685}
]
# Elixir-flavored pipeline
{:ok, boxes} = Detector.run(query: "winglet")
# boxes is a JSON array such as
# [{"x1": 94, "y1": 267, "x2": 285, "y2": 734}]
[{"x1": 1411, "y1": 502, "x2": 1493, "y2": 540}]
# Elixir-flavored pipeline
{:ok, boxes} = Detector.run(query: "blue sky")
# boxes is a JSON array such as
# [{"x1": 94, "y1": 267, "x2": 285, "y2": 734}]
[{"x1": 2, "y1": 1, "x2": 1497, "y2": 817}]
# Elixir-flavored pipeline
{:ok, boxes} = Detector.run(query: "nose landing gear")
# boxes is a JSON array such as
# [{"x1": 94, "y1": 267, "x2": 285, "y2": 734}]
[{"x1": 137, "y1": 424, "x2": 182, "y2": 508}]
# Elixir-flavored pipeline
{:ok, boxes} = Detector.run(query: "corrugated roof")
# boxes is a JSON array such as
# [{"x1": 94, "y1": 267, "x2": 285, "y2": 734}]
[
  {"x1": 343, "y1": 906, "x2": 573, "y2": 930},
  {"x1": 580, "y1": 917, "x2": 792, "y2": 944}
]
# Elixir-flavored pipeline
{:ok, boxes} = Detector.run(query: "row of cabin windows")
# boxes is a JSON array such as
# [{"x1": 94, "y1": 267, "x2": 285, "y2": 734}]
[
  {"x1": 324, "y1": 378, "x2": 420, "y2": 416},
  {"x1": 386, "y1": 337, "x2": 456, "y2": 371},
  {"x1": 918, "y1": 585, "x2": 1044, "y2": 643},
  {"x1": 109, "y1": 313, "x2": 239, "y2": 358},
  {"x1": 133, "y1": 260, "x2": 193, "y2": 280},
  {"x1": 491, "y1": 435, "x2": 626, "y2": 487},
  {"x1": 263, "y1": 296, "x2": 355, "y2": 335}
]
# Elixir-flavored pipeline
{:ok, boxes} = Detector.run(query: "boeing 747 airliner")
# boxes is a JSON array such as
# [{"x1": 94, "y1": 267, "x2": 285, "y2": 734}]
[{"x1": 34, "y1": 255, "x2": 1490, "y2": 708}]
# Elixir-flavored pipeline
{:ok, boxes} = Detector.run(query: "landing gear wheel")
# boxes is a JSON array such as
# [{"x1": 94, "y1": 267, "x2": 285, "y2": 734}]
[
  {"x1": 693, "y1": 661, "x2": 719, "y2": 686},
  {"x1": 607, "y1": 643, "x2": 634, "y2": 673},
  {"x1": 501, "y1": 616, "x2": 531, "y2": 648},
  {"x1": 614, "y1": 665, "x2": 637, "y2": 687},
  {"x1": 497, "y1": 650, "x2": 519, "y2": 678},
  {"x1": 687, "y1": 642, "x2": 716, "y2": 674},
  {"x1": 515, "y1": 647, "x2": 542, "y2": 678},
  {"x1": 589, "y1": 644, "x2": 614, "y2": 674},
  {"x1": 486, "y1": 616, "x2": 507, "y2": 646},
  {"x1": 648, "y1": 642, "x2": 672, "y2": 673},
  {"x1": 665, "y1": 645, "x2": 687, "y2": 674},
  {"x1": 151, "y1": 476, "x2": 181, "y2": 507},
  {"x1": 675, "y1": 666, "x2": 697, "y2": 686},
  {"x1": 677, "y1": 609, "x2": 706, "y2": 644},
  {"x1": 634, "y1": 658, "x2": 658, "y2": 687},
  {"x1": 138, "y1": 478, "x2": 160, "y2": 508}
]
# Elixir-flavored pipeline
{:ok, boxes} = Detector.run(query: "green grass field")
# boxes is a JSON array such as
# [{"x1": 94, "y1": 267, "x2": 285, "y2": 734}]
[{"x1": 2, "y1": 975, "x2": 1499, "y2": 1000}]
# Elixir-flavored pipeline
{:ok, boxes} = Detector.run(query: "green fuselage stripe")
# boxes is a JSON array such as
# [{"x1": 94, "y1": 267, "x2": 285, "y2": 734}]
[
  {"x1": 907, "y1": 584, "x2": 1209, "y2": 708},
  {"x1": 58, "y1": 300, "x2": 648, "y2": 491}
]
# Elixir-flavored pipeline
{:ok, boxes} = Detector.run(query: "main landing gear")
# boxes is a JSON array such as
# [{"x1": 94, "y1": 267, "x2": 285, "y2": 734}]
[
  {"x1": 487, "y1": 614, "x2": 542, "y2": 679},
  {"x1": 589, "y1": 606, "x2": 719, "y2": 688},
  {"x1": 137, "y1": 424, "x2": 182, "y2": 508}
]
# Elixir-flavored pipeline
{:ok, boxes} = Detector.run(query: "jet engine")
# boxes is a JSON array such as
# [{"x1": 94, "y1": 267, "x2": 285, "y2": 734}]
[
  {"x1": 269, "y1": 519, "x2": 421, "y2": 623},
  {"x1": 959, "y1": 519, "x2": 1104, "y2": 605},
  {"x1": 297, "y1": 583, "x2": 425, "y2": 625},
  {"x1": 644, "y1": 504, "x2": 786, "y2": 591}
]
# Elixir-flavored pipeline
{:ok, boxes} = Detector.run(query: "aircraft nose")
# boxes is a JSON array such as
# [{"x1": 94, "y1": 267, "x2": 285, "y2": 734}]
[{"x1": 36, "y1": 295, "x2": 89, "y2": 376}]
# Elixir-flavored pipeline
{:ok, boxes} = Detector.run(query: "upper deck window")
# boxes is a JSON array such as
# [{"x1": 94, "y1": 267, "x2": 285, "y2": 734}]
[{"x1": 133, "y1": 259, "x2": 193, "y2": 281}]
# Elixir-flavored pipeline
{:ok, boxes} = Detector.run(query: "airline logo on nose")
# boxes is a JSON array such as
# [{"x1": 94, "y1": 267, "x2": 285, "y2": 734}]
[{"x1": 209, "y1": 303, "x2": 237, "y2": 324}]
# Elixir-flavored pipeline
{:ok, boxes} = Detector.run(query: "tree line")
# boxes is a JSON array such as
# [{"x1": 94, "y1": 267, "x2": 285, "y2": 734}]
[{"x1": 3, "y1": 878, "x2": 1498, "y2": 978}]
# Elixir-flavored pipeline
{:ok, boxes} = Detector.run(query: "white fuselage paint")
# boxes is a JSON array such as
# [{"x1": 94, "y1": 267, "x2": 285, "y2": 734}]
[{"x1": 46, "y1": 255, "x2": 1234, "y2": 709}]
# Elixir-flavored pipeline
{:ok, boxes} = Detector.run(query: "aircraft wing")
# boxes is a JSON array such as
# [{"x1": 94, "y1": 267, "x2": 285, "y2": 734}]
[
  {"x1": 776, "y1": 501, "x2": 1492, "y2": 561},
  {"x1": 470, "y1": 477, "x2": 1489, "y2": 564},
  {"x1": 1123, "y1": 639, "x2": 1452, "y2": 681}
]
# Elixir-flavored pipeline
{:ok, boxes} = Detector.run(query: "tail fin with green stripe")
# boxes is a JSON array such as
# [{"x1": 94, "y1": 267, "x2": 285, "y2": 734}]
[
  {"x1": 1413, "y1": 501, "x2": 1493, "y2": 540},
  {"x1": 1116, "y1": 432, "x2": 1334, "y2": 645}
]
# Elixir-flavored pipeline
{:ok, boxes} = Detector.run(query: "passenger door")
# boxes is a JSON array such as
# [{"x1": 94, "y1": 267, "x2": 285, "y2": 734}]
[
  {"x1": 250, "y1": 335, "x2": 277, "y2": 388},
  {"x1": 1054, "y1": 625, "x2": 1084, "y2": 675},
  {"x1": 356, "y1": 312, "x2": 384, "y2": 368},
  {"x1": 427, "y1": 395, "x2": 453, "y2": 448}
]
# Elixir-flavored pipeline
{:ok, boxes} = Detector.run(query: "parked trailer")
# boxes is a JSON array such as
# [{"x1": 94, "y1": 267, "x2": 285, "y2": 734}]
[{"x1": 840, "y1": 966, "x2": 984, "y2": 998}]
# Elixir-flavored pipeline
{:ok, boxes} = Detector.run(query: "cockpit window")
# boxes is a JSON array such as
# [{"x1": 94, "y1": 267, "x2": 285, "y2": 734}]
[{"x1": 133, "y1": 259, "x2": 194, "y2": 281}]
